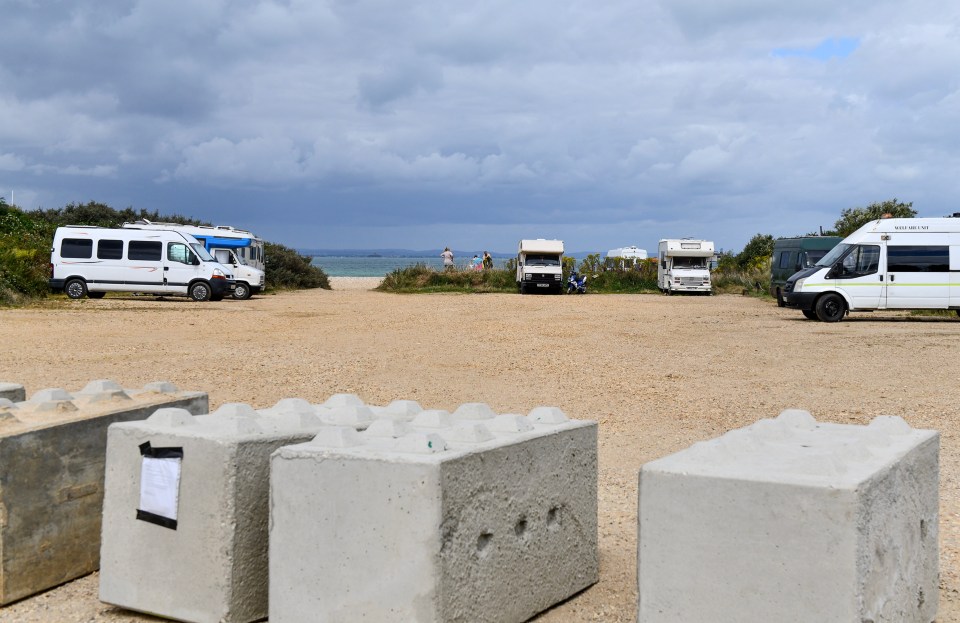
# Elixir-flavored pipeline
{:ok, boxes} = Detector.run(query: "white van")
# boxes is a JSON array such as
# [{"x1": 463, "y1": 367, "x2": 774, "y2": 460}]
[
  {"x1": 49, "y1": 226, "x2": 236, "y2": 301},
  {"x1": 516, "y1": 239, "x2": 564, "y2": 294},
  {"x1": 657, "y1": 239, "x2": 714, "y2": 294},
  {"x1": 783, "y1": 217, "x2": 960, "y2": 322}
]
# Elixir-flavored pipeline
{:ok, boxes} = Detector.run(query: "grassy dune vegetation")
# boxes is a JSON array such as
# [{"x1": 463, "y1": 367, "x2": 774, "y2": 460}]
[{"x1": 378, "y1": 254, "x2": 773, "y2": 296}]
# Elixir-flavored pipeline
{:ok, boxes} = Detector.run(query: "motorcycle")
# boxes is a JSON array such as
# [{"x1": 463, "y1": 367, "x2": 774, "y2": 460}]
[{"x1": 566, "y1": 272, "x2": 587, "y2": 294}]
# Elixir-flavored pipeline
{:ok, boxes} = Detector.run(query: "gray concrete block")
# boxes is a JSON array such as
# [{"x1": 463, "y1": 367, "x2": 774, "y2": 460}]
[
  {"x1": 0, "y1": 381, "x2": 207, "y2": 606},
  {"x1": 0, "y1": 382, "x2": 25, "y2": 403},
  {"x1": 638, "y1": 410, "x2": 939, "y2": 623},
  {"x1": 99, "y1": 400, "x2": 331, "y2": 623},
  {"x1": 270, "y1": 403, "x2": 598, "y2": 623}
]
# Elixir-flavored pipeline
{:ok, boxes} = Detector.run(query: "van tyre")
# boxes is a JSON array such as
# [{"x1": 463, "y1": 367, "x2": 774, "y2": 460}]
[
  {"x1": 776, "y1": 289, "x2": 785, "y2": 307},
  {"x1": 815, "y1": 293, "x2": 846, "y2": 322},
  {"x1": 189, "y1": 282, "x2": 211, "y2": 302},
  {"x1": 802, "y1": 309, "x2": 818, "y2": 320},
  {"x1": 65, "y1": 279, "x2": 87, "y2": 300},
  {"x1": 233, "y1": 283, "x2": 251, "y2": 300}
]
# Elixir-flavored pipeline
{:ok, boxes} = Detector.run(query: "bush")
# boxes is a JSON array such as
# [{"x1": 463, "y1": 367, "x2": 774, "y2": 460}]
[
  {"x1": 378, "y1": 265, "x2": 516, "y2": 293},
  {"x1": 264, "y1": 242, "x2": 330, "y2": 290},
  {"x1": 0, "y1": 206, "x2": 57, "y2": 304},
  {"x1": 712, "y1": 257, "x2": 771, "y2": 296}
]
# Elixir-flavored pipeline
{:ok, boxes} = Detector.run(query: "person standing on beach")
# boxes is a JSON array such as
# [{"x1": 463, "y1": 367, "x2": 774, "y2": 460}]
[
  {"x1": 441, "y1": 247, "x2": 454, "y2": 270},
  {"x1": 482, "y1": 251, "x2": 493, "y2": 270}
]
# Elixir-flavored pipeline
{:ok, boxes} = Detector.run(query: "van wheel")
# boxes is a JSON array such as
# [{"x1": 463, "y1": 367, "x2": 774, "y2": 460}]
[
  {"x1": 189, "y1": 282, "x2": 211, "y2": 302},
  {"x1": 65, "y1": 279, "x2": 87, "y2": 300},
  {"x1": 815, "y1": 293, "x2": 845, "y2": 322},
  {"x1": 776, "y1": 289, "x2": 785, "y2": 307},
  {"x1": 233, "y1": 283, "x2": 251, "y2": 300},
  {"x1": 801, "y1": 309, "x2": 818, "y2": 320},
  {"x1": 88, "y1": 292, "x2": 106, "y2": 299}
]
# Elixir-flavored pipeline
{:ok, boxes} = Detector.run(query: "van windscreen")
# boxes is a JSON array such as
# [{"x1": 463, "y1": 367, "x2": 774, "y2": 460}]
[{"x1": 190, "y1": 243, "x2": 215, "y2": 262}]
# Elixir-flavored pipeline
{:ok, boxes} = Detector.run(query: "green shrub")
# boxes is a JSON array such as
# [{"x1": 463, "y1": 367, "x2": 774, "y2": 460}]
[
  {"x1": 0, "y1": 206, "x2": 57, "y2": 304},
  {"x1": 264, "y1": 242, "x2": 330, "y2": 290},
  {"x1": 378, "y1": 266, "x2": 516, "y2": 293},
  {"x1": 712, "y1": 257, "x2": 771, "y2": 296}
]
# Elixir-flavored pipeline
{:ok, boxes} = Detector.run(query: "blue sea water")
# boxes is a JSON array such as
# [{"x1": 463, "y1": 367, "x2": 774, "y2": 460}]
[{"x1": 311, "y1": 256, "x2": 508, "y2": 277}]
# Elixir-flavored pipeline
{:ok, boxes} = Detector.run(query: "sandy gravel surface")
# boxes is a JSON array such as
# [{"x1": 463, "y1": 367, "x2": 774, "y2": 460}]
[{"x1": 1, "y1": 285, "x2": 959, "y2": 622}]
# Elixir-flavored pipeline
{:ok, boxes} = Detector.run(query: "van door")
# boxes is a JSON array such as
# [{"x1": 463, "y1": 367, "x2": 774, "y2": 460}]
[
  {"x1": 165, "y1": 242, "x2": 200, "y2": 294},
  {"x1": 829, "y1": 244, "x2": 884, "y2": 309},
  {"x1": 127, "y1": 240, "x2": 165, "y2": 292},
  {"x1": 885, "y1": 244, "x2": 951, "y2": 308}
]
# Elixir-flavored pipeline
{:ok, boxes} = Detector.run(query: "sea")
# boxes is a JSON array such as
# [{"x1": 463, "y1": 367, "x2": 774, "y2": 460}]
[{"x1": 311, "y1": 256, "x2": 509, "y2": 277}]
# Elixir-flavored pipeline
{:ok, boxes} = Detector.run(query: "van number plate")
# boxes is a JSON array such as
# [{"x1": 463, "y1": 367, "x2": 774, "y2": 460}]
[{"x1": 537, "y1": 283, "x2": 549, "y2": 288}]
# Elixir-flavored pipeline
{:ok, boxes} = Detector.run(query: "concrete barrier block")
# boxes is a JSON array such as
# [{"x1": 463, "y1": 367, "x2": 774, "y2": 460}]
[
  {"x1": 270, "y1": 402, "x2": 598, "y2": 623},
  {"x1": 0, "y1": 382, "x2": 25, "y2": 403},
  {"x1": 0, "y1": 381, "x2": 207, "y2": 606},
  {"x1": 99, "y1": 401, "x2": 327, "y2": 623},
  {"x1": 638, "y1": 409, "x2": 939, "y2": 623}
]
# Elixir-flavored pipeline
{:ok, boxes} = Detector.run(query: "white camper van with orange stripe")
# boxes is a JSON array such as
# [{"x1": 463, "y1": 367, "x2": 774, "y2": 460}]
[{"x1": 783, "y1": 217, "x2": 960, "y2": 322}]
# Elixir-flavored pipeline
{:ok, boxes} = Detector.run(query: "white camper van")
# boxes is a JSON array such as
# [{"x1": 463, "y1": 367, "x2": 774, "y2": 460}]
[
  {"x1": 657, "y1": 239, "x2": 714, "y2": 294},
  {"x1": 122, "y1": 221, "x2": 266, "y2": 299},
  {"x1": 49, "y1": 226, "x2": 236, "y2": 301},
  {"x1": 783, "y1": 217, "x2": 960, "y2": 322},
  {"x1": 516, "y1": 239, "x2": 564, "y2": 294}
]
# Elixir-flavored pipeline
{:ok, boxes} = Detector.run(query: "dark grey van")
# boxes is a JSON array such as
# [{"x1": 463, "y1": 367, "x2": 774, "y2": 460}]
[{"x1": 770, "y1": 236, "x2": 841, "y2": 306}]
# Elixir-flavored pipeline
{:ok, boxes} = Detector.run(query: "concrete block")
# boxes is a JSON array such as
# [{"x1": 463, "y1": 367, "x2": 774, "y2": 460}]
[
  {"x1": 270, "y1": 403, "x2": 598, "y2": 623},
  {"x1": 99, "y1": 399, "x2": 330, "y2": 623},
  {"x1": 638, "y1": 410, "x2": 939, "y2": 623},
  {"x1": 0, "y1": 383, "x2": 25, "y2": 403},
  {"x1": 0, "y1": 381, "x2": 207, "y2": 606}
]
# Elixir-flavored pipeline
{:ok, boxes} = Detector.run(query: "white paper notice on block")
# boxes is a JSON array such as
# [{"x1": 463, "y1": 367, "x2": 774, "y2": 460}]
[{"x1": 136, "y1": 442, "x2": 183, "y2": 529}]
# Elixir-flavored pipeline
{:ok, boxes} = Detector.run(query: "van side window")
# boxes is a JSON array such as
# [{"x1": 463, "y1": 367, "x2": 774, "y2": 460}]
[
  {"x1": 838, "y1": 245, "x2": 880, "y2": 277},
  {"x1": 167, "y1": 243, "x2": 198, "y2": 265},
  {"x1": 61, "y1": 238, "x2": 93, "y2": 259},
  {"x1": 887, "y1": 246, "x2": 949, "y2": 272},
  {"x1": 97, "y1": 239, "x2": 123, "y2": 260},
  {"x1": 128, "y1": 241, "x2": 162, "y2": 261},
  {"x1": 778, "y1": 252, "x2": 791, "y2": 269}
]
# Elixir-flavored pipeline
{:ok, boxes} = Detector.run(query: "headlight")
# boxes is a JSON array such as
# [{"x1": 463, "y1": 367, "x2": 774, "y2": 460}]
[
  {"x1": 524, "y1": 273, "x2": 531, "y2": 281},
  {"x1": 794, "y1": 278, "x2": 805, "y2": 291},
  {"x1": 554, "y1": 274, "x2": 561, "y2": 280},
  {"x1": 213, "y1": 268, "x2": 225, "y2": 278}
]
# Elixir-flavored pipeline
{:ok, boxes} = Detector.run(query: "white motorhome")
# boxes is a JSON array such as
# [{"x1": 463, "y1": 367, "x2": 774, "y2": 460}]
[
  {"x1": 783, "y1": 217, "x2": 960, "y2": 322},
  {"x1": 122, "y1": 221, "x2": 265, "y2": 299},
  {"x1": 516, "y1": 239, "x2": 564, "y2": 294},
  {"x1": 657, "y1": 239, "x2": 714, "y2": 294},
  {"x1": 49, "y1": 226, "x2": 236, "y2": 301}
]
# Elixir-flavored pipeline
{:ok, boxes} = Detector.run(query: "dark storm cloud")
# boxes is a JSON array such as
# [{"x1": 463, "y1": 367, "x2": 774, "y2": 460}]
[{"x1": 1, "y1": 0, "x2": 959, "y2": 252}]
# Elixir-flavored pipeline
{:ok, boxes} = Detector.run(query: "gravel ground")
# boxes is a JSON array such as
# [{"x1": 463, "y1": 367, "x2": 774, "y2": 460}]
[{"x1": 1, "y1": 282, "x2": 959, "y2": 622}]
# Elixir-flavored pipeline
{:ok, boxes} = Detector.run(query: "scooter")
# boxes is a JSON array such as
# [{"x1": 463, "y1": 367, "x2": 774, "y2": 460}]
[{"x1": 566, "y1": 272, "x2": 587, "y2": 294}]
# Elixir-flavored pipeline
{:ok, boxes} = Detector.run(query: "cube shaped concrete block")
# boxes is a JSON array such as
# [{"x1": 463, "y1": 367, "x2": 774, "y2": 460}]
[
  {"x1": 638, "y1": 410, "x2": 939, "y2": 623},
  {"x1": 270, "y1": 403, "x2": 598, "y2": 623},
  {"x1": 0, "y1": 383, "x2": 25, "y2": 403},
  {"x1": 0, "y1": 380, "x2": 207, "y2": 605},
  {"x1": 99, "y1": 401, "x2": 333, "y2": 623}
]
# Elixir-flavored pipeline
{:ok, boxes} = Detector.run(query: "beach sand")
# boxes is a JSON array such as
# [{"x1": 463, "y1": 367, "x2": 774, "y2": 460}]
[{"x1": 1, "y1": 288, "x2": 959, "y2": 622}]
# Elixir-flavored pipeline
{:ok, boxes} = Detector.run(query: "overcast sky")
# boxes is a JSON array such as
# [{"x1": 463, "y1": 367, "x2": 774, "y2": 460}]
[{"x1": 2, "y1": 0, "x2": 958, "y2": 253}]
